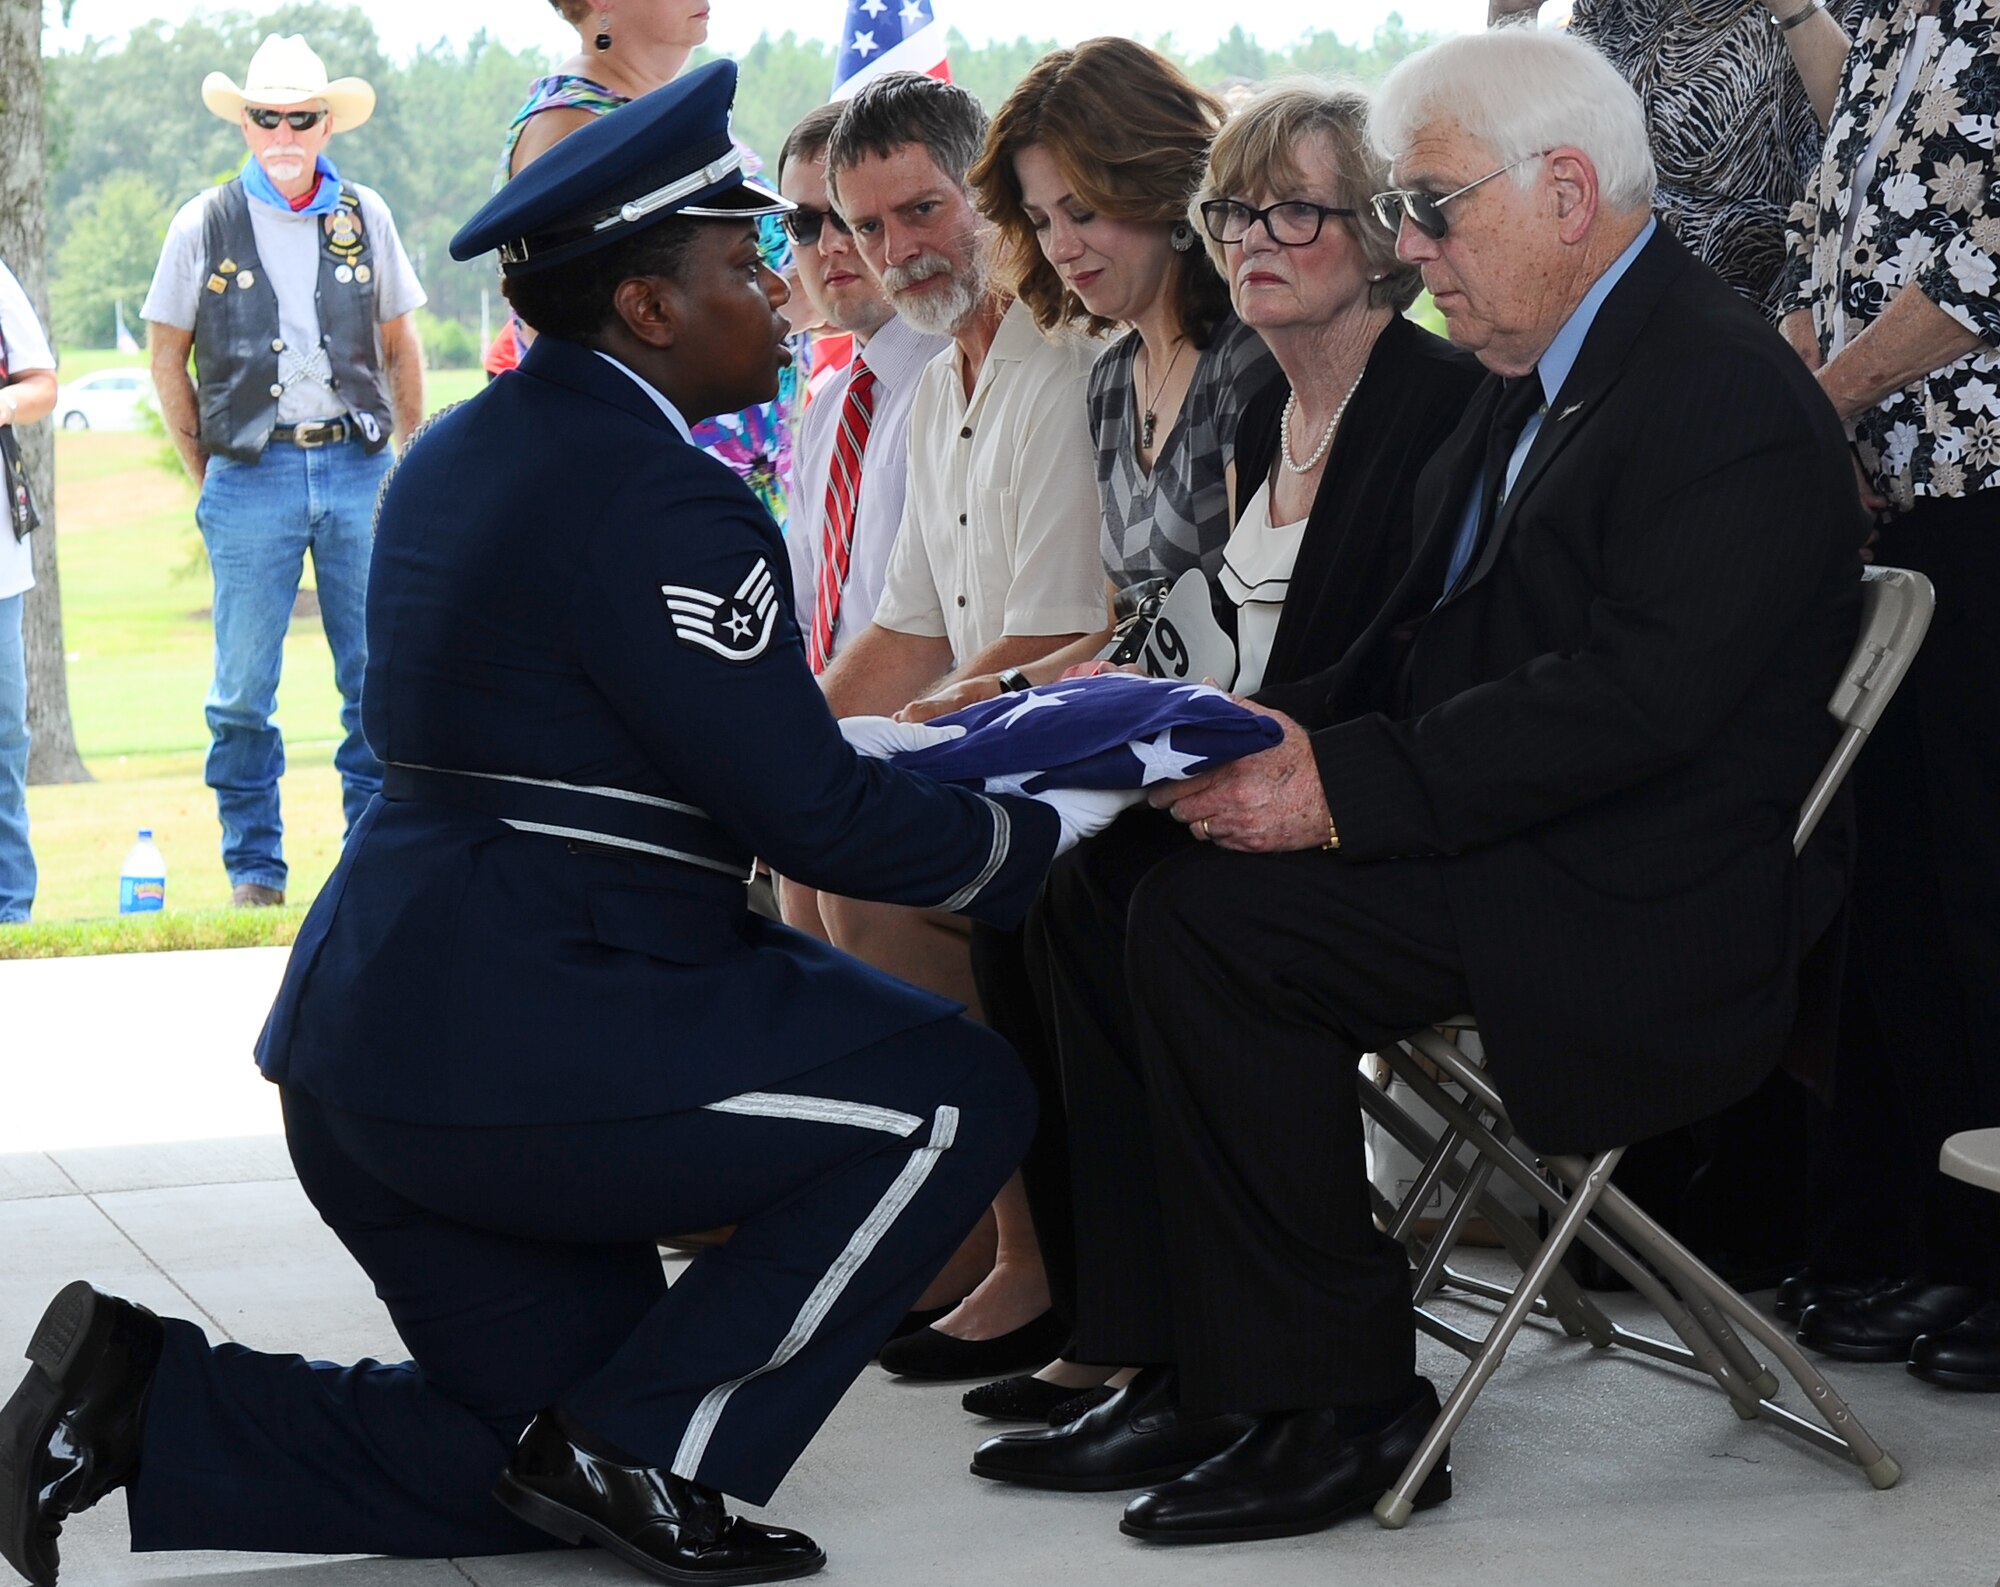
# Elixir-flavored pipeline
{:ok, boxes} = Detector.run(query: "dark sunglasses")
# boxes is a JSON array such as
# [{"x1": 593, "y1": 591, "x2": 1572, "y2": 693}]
[
  {"x1": 246, "y1": 107, "x2": 329, "y2": 132},
  {"x1": 1198, "y1": 198, "x2": 1356, "y2": 248},
  {"x1": 1369, "y1": 151, "x2": 1550, "y2": 241},
  {"x1": 781, "y1": 205, "x2": 853, "y2": 248}
]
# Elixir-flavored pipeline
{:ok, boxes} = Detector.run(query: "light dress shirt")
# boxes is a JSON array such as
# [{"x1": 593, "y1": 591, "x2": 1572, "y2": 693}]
[
  {"x1": 870, "y1": 298, "x2": 1105, "y2": 662},
  {"x1": 785, "y1": 314, "x2": 949, "y2": 661},
  {"x1": 595, "y1": 351, "x2": 693, "y2": 441}
]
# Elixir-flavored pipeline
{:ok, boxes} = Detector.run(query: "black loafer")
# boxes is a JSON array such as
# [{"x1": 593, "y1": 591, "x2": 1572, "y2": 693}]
[
  {"x1": 969, "y1": 1366, "x2": 1254, "y2": 1492},
  {"x1": 1773, "y1": 1268, "x2": 1891, "y2": 1324},
  {"x1": 1121, "y1": 1378, "x2": 1448, "y2": 1545},
  {"x1": 1797, "y1": 1280, "x2": 1985, "y2": 1362},
  {"x1": 0, "y1": 1282, "x2": 164, "y2": 1587},
  {"x1": 1047, "y1": 1384, "x2": 1117, "y2": 1426},
  {"x1": 1908, "y1": 1296, "x2": 2000, "y2": 1391},
  {"x1": 877, "y1": 1309, "x2": 1070, "y2": 1382},
  {"x1": 494, "y1": 1410, "x2": 825, "y2": 1584}
]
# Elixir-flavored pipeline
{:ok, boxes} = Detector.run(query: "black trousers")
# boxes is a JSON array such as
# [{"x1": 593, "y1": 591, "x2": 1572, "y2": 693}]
[
  {"x1": 1817, "y1": 496, "x2": 2000, "y2": 1284},
  {"x1": 1030, "y1": 807, "x2": 1469, "y2": 1416}
]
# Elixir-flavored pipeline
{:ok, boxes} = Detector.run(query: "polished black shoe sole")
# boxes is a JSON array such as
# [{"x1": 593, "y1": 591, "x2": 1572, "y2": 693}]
[
  {"x1": 493, "y1": 1472, "x2": 826, "y2": 1585},
  {"x1": 1796, "y1": 1333, "x2": 1919, "y2": 1364},
  {"x1": 1118, "y1": 1460, "x2": 1453, "y2": 1545},
  {"x1": 0, "y1": 1283, "x2": 107, "y2": 1587},
  {"x1": 1907, "y1": 1361, "x2": 2000, "y2": 1391},
  {"x1": 969, "y1": 1451, "x2": 1222, "y2": 1494}
]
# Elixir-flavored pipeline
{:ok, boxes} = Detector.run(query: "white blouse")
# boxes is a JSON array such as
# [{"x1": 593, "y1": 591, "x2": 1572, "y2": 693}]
[{"x1": 1217, "y1": 477, "x2": 1309, "y2": 696}]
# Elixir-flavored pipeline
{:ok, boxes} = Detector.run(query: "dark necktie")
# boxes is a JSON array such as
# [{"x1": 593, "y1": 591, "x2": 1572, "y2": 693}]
[{"x1": 1440, "y1": 374, "x2": 1545, "y2": 600}]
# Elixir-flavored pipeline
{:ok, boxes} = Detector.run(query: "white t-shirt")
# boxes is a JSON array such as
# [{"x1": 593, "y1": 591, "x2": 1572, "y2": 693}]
[
  {"x1": 0, "y1": 258, "x2": 54, "y2": 600},
  {"x1": 142, "y1": 177, "x2": 425, "y2": 425},
  {"x1": 871, "y1": 299, "x2": 1104, "y2": 662}
]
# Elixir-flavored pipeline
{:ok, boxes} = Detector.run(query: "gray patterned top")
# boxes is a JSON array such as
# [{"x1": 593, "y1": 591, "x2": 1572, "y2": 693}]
[{"x1": 1088, "y1": 315, "x2": 1279, "y2": 592}]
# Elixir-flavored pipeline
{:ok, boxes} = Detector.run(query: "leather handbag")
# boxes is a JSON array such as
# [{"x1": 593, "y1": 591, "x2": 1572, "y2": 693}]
[{"x1": 0, "y1": 421, "x2": 37, "y2": 543}]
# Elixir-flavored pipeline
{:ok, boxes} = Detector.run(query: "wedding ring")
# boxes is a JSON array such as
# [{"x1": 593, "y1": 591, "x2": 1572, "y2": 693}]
[{"x1": 1198, "y1": 818, "x2": 1211, "y2": 840}]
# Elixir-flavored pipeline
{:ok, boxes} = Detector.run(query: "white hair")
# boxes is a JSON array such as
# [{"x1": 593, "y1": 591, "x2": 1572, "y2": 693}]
[{"x1": 1370, "y1": 29, "x2": 1657, "y2": 213}]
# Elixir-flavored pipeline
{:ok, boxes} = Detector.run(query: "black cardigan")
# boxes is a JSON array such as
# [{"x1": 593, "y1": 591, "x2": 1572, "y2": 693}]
[{"x1": 1235, "y1": 311, "x2": 1482, "y2": 694}]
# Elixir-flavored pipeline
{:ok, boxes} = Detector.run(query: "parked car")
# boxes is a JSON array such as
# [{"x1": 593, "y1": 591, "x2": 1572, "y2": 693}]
[{"x1": 55, "y1": 367, "x2": 154, "y2": 431}]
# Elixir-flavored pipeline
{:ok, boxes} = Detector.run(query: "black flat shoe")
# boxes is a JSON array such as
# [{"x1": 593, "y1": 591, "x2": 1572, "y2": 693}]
[
  {"x1": 1047, "y1": 1384, "x2": 1117, "y2": 1426},
  {"x1": 1773, "y1": 1267, "x2": 1891, "y2": 1324},
  {"x1": 1121, "y1": 1378, "x2": 1448, "y2": 1545},
  {"x1": 969, "y1": 1366, "x2": 1254, "y2": 1492},
  {"x1": 880, "y1": 1306, "x2": 949, "y2": 1351},
  {"x1": 495, "y1": 1410, "x2": 825, "y2": 1584},
  {"x1": 878, "y1": 1309, "x2": 1069, "y2": 1381},
  {"x1": 0, "y1": 1281, "x2": 164, "y2": 1587},
  {"x1": 1908, "y1": 1295, "x2": 2000, "y2": 1391},
  {"x1": 962, "y1": 1374, "x2": 1087, "y2": 1423},
  {"x1": 1797, "y1": 1279, "x2": 1985, "y2": 1363}
]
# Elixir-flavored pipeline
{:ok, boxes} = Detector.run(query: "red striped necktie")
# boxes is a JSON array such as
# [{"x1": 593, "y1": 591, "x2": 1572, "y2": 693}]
[{"x1": 808, "y1": 358, "x2": 878, "y2": 674}]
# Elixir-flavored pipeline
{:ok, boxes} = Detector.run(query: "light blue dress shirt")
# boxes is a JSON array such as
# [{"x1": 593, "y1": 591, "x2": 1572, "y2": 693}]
[{"x1": 1440, "y1": 218, "x2": 1658, "y2": 599}]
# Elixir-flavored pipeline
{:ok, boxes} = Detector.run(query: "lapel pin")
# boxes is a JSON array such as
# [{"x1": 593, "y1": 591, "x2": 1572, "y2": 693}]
[{"x1": 1558, "y1": 402, "x2": 1586, "y2": 420}]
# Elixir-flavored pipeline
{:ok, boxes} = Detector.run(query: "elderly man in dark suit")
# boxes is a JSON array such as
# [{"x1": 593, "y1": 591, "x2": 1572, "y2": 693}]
[{"x1": 972, "y1": 26, "x2": 1866, "y2": 1545}]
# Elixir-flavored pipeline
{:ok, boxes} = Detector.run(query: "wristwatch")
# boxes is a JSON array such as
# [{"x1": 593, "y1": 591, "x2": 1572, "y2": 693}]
[{"x1": 996, "y1": 667, "x2": 1033, "y2": 693}]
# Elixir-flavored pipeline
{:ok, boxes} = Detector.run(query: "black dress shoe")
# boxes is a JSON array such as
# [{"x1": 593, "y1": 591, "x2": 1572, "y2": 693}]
[
  {"x1": 1121, "y1": 1378, "x2": 1448, "y2": 1545},
  {"x1": 877, "y1": 1309, "x2": 1069, "y2": 1381},
  {"x1": 969, "y1": 1366, "x2": 1255, "y2": 1492},
  {"x1": 1909, "y1": 1295, "x2": 2000, "y2": 1391},
  {"x1": 962, "y1": 1374, "x2": 1087, "y2": 1423},
  {"x1": 1797, "y1": 1279, "x2": 1985, "y2": 1362},
  {"x1": 0, "y1": 1282, "x2": 164, "y2": 1587},
  {"x1": 494, "y1": 1410, "x2": 825, "y2": 1584},
  {"x1": 1773, "y1": 1267, "x2": 1890, "y2": 1324}
]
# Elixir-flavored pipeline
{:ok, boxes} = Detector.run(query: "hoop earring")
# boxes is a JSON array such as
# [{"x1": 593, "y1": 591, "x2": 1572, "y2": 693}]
[
  {"x1": 1169, "y1": 221, "x2": 1197, "y2": 254},
  {"x1": 594, "y1": 13, "x2": 612, "y2": 50}
]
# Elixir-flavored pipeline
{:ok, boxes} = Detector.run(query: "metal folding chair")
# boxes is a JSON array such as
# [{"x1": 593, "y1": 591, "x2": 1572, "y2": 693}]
[{"x1": 1360, "y1": 564, "x2": 1935, "y2": 1526}]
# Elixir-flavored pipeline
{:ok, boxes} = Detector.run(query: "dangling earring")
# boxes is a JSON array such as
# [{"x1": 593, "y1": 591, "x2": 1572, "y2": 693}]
[
  {"x1": 594, "y1": 13, "x2": 613, "y2": 50},
  {"x1": 1169, "y1": 221, "x2": 1197, "y2": 254}
]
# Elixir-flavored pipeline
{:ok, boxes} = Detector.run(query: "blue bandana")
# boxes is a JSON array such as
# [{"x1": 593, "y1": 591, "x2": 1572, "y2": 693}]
[{"x1": 240, "y1": 153, "x2": 345, "y2": 217}]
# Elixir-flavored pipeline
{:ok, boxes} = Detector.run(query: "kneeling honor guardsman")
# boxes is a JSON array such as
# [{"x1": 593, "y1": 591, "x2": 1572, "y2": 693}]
[{"x1": 0, "y1": 62, "x2": 1123, "y2": 1587}]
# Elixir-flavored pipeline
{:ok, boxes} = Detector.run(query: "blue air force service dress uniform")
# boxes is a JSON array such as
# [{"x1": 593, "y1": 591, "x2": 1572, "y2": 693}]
[{"x1": 119, "y1": 64, "x2": 1061, "y2": 1561}]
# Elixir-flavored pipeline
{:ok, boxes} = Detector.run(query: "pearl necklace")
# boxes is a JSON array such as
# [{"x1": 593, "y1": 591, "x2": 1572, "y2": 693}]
[{"x1": 1280, "y1": 370, "x2": 1363, "y2": 474}]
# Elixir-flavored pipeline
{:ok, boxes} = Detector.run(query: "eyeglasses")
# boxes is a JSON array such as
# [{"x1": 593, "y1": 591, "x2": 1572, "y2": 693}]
[
  {"x1": 781, "y1": 205, "x2": 853, "y2": 248},
  {"x1": 246, "y1": 107, "x2": 329, "y2": 132},
  {"x1": 1369, "y1": 151, "x2": 1551, "y2": 241},
  {"x1": 1198, "y1": 198, "x2": 1356, "y2": 248}
]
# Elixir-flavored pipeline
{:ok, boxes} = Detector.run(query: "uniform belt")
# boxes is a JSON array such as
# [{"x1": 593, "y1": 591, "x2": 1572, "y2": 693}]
[
  {"x1": 380, "y1": 763, "x2": 755, "y2": 881},
  {"x1": 269, "y1": 419, "x2": 351, "y2": 448}
]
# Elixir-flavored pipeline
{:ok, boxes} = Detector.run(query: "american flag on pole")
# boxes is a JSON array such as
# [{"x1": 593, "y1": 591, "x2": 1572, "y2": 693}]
[{"x1": 831, "y1": 0, "x2": 950, "y2": 100}]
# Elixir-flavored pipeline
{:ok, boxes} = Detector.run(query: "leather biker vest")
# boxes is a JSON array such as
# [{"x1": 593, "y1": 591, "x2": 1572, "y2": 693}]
[{"x1": 193, "y1": 178, "x2": 393, "y2": 464}]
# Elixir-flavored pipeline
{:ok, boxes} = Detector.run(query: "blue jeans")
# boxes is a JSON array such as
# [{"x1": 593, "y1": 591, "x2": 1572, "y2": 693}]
[
  {"x1": 0, "y1": 591, "x2": 32, "y2": 923},
  {"x1": 195, "y1": 437, "x2": 389, "y2": 891}
]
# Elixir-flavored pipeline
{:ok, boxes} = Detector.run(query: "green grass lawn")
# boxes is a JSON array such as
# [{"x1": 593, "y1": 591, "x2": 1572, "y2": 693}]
[{"x1": 26, "y1": 365, "x2": 485, "y2": 929}]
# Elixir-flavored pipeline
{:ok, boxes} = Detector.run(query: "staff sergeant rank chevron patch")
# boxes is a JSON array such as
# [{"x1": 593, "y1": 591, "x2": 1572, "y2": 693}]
[{"x1": 661, "y1": 557, "x2": 782, "y2": 662}]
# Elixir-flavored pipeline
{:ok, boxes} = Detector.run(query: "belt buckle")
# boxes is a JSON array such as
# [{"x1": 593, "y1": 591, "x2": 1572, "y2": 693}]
[{"x1": 293, "y1": 420, "x2": 336, "y2": 449}]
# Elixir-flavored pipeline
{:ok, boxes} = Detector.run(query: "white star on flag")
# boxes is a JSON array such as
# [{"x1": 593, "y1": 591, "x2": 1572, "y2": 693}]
[
  {"x1": 1130, "y1": 729, "x2": 1208, "y2": 785},
  {"x1": 850, "y1": 28, "x2": 878, "y2": 54},
  {"x1": 995, "y1": 688, "x2": 1078, "y2": 729},
  {"x1": 861, "y1": 0, "x2": 888, "y2": 15},
  {"x1": 900, "y1": 0, "x2": 926, "y2": 18},
  {"x1": 982, "y1": 771, "x2": 1038, "y2": 796}
]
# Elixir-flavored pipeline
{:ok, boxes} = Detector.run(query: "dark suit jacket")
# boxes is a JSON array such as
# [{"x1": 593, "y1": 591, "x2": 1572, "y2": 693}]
[
  {"x1": 1258, "y1": 229, "x2": 1866, "y2": 1151},
  {"x1": 258, "y1": 335, "x2": 1059, "y2": 1127},
  {"x1": 1235, "y1": 313, "x2": 1482, "y2": 688}
]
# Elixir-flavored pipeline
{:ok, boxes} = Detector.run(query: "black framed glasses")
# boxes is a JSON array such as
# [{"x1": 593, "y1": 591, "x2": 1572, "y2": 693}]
[
  {"x1": 246, "y1": 107, "x2": 329, "y2": 132},
  {"x1": 1198, "y1": 198, "x2": 1356, "y2": 248},
  {"x1": 781, "y1": 205, "x2": 853, "y2": 248},
  {"x1": 1369, "y1": 151, "x2": 1551, "y2": 241}
]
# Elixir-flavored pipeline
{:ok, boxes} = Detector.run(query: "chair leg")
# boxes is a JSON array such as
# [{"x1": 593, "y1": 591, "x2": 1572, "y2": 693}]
[{"x1": 1375, "y1": 1147, "x2": 1626, "y2": 1528}]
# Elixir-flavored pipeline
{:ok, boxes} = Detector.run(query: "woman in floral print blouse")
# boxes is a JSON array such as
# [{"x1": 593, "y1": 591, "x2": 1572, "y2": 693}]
[{"x1": 1776, "y1": 0, "x2": 2000, "y2": 1394}]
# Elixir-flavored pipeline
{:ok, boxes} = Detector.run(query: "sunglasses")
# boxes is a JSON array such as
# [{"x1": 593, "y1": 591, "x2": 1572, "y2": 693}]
[
  {"x1": 1198, "y1": 198, "x2": 1355, "y2": 248},
  {"x1": 1369, "y1": 151, "x2": 1550, "y2": 241},
  {"x1": 246, "y1": 107, "x2": 329, "y2": 132},
  {"x1": 782, "y1": 205, "x2": 853, "y2": 248}
]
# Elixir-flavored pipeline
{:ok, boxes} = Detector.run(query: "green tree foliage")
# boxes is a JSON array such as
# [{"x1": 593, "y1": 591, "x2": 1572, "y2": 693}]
[
  {"x1": 45, "y1": 10, "x2": 1440, "y2": 345},
  {"x1": 49, "y1": 174, "x2": 170, "y2": 346}
]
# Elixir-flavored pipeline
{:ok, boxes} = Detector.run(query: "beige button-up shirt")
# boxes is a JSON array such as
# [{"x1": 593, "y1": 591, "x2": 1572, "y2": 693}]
[{"x1": 871, "y1": 298, "x2": 1104, "y2": 660}]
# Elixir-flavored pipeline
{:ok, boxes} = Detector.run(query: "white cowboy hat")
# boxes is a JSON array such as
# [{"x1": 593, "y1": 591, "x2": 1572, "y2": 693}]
[{"x1": 201, "y1": 34, "x2": 375, "y2": 131}]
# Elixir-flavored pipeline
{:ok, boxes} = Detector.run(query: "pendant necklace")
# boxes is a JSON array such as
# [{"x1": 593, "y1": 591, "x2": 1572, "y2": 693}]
[
  {"x1": 1140, "y1": 336, "x2": 1189, "y2": 453},
  {"x1": 1281, "y1": 368, "x2": 1364, "y2": 474}
]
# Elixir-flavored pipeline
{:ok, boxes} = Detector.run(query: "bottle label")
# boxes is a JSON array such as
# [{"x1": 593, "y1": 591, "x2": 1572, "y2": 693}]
[{"x1": 120, "y1": 878, "x2": 166, "y2": 914}]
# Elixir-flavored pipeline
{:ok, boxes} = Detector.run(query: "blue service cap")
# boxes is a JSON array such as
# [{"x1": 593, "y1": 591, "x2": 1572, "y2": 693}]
[{"x1": 450, "y1": 59, "x2": 790, "y2": 274}]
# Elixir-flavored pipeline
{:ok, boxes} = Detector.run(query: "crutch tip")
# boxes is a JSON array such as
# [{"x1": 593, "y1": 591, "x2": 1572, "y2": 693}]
[
  {"x1": 1374, "y1": 1493, "x2": 1415, "y2": 1528},
  {"x1": 1864, "y1": 1453, "x2": 1902, "y2": 1489},
  {"x1": 1750, "y1": 1369, "x2": 1781, "y2": 1399}
]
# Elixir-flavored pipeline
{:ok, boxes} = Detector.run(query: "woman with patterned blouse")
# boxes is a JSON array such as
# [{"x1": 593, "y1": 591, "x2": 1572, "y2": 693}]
[
  {"x1": 1776, "y1": 0, "x2": 2000, "y2": 1393},
  {"x1": 1491, "y1": 0, "x2": 1853, "y2": 314}
]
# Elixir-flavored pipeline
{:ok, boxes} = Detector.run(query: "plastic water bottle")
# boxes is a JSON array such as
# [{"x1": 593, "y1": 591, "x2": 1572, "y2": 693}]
[{"x1": 119, "y1": 829, "x2": 167, "y2": 915}]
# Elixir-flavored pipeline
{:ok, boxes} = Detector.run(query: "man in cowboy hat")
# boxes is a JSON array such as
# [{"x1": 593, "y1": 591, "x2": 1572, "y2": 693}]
[{"x1": 144, "y1": 33, "x2": 425, "y2": 908}]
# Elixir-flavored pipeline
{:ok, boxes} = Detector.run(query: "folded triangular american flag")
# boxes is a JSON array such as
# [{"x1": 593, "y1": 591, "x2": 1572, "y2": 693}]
[{"x1": 889, "y1": 673, "x2": 1283, "y2": 794}]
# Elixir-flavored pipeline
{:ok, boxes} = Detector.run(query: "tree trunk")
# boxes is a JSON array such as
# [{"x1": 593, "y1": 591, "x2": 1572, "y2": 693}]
[{"x1": 0, "y1": 0, "x2": 90, "y2": 783}]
